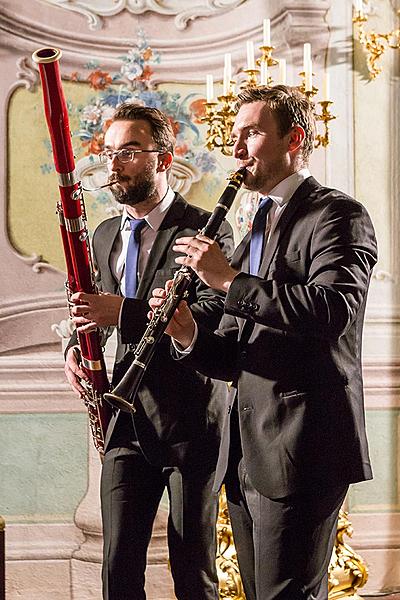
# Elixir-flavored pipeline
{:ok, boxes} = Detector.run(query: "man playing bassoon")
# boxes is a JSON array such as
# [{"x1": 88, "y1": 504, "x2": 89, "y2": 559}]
[{"x1": 65, "y1": 103, "x2": 234, "y2": 600}]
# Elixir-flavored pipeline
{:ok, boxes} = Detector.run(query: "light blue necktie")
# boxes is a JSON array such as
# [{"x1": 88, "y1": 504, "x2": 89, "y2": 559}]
[
  {"x1": 249, "y1": 197, "x2": 273, "y2": 275},
  {"x1": 125, "y1": 218, "x2": 146, "y2": 298}
]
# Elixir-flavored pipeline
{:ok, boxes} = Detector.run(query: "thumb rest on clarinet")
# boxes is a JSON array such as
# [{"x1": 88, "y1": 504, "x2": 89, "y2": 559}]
[{"x1": 32, "y1": 45, "x2": 245, "y2": 433}]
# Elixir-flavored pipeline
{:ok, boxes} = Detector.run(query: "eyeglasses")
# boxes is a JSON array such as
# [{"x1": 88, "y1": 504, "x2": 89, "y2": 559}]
[{"x1": 98, "y1": 148, "x2": 164, "y2": 164}]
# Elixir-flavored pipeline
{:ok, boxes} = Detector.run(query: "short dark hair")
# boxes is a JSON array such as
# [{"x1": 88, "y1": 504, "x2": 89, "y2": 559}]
[
  {"x1": 111, "y1": 103, "x2": 176, "y2": 154},
  {"x1": 235, "y1": 85, "x2": 316, "y2": 162}
]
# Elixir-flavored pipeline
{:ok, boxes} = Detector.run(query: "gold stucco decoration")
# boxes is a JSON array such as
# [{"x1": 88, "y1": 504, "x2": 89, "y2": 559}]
[{"x1": 216, "y1": 497, "x2": 369, "y2": 600}]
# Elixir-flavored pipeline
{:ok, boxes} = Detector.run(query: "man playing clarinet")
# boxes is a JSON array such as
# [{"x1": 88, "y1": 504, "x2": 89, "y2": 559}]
[{"x1": 150, "y1": 85, "x2": 377, "y2": 600}]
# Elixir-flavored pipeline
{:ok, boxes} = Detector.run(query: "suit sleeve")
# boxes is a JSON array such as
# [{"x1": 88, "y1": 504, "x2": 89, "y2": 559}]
[
  {"x1": 190, "y1": 220, "x2": 235, "y2": 331},
  {"x1": 175, "y1": 314, "x2": 241, "y2": 382},
  {"x1": 224, "y1": 198, "x2": 377, "y2": 340}
]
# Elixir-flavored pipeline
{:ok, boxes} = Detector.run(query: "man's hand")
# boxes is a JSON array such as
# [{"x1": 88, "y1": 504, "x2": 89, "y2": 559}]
[
  {"x1": 70, "y1": 291, "x2": 123, "y2": 333},
  {"x1": 64, "y1": 346, "x2": 89, "y2": 397},
  {"x1": 149, "y1": 282, "x2": 196, "y2": 350},
  {"x1": 173, "y1": 234, "x2": 239, "y2": 292}
]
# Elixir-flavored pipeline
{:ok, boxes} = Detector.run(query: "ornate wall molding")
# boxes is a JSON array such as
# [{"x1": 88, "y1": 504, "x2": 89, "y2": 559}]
[
  {"x1": 0, "y1": 1, "x2": 331, "y2": 80},
  {"x1": 0, "y1": 294, "x2": 67, "y2": 354},
  {"x1": 6, "y1": 523, "x2": 82, "y2": 560},
  {"x1": 9, "y1": 251, "x2": 62, "y2": 275},
  {"x1": 0, "y1": 351, "x2": 82, "y2": 412},
  {"x1": 363, "y1": 303, "x2": 400, "y2": 362},
  {"x1": 0, "y1": 53, "x2": 66, "y2": 303},
  {"x1": 390, "y1": 63, "x2": 400, "y2": 281},
  {"x1": 363, "y1": 360, "x2": 400, "y2": 408},
  {"x1": 349, "y1": 513, "x2": 400, "y2": 595},
  {"x1": 351, "y1": 513, "x2": 400, "y2": 548},
  {"x1": 36, "y1": 0, "x2": 247, "y2": 31},
  {"x1": 2, "y1": 57, "x2": 64, "y2": 279},
  {"x1": 14, "y1": 56, "x2": 39, "y2": 92}
]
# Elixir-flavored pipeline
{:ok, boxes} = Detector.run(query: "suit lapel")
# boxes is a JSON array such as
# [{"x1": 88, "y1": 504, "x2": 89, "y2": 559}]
[
  {"x1": 136, "y1": 193, "x2": 187, "y2": 299},
  {"x1": 231, "y1": 230, "x2": 251, "y2": 272},
  {"x1": 95, "y1": 217, "x2": 121, "y2": 294},
  {"x1": 257, "y1": 176, "x2": 319, "y2": 278},
  {"x1": 230, "y1": 233, "x2": 251, "y2": 338},
  {"x1": 238, "y1": 177, "x2": 320, "y2": 341}
]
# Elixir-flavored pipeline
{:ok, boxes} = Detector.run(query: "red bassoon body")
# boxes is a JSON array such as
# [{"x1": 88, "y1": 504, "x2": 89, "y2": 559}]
[{"x1": 32, "y1": 47, "x2": 111, "y2": 455}]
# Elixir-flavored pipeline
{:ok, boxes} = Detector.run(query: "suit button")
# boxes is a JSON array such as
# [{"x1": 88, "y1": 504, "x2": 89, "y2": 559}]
[
  {"x1": 247, "y1": 302, "x2": 259, "y2": 312},
  {"x1": 240, "y1": 350, "x2": 247, "y2": 360}
]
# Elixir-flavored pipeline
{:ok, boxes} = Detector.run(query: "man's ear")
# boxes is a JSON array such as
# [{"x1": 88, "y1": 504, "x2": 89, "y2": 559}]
[
  {"x1": 157, "y1": 151, "x2": 173, "y2": 172},
  {"x1": 287, "y1": 125, "x2": 305, "y2": 153}
]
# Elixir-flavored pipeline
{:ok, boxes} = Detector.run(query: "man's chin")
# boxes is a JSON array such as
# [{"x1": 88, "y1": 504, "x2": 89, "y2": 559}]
[
  {"x1": 110, "y1": 178, "x2": 156, "y2": 207},
  {"x1": 110, "y1": 188, "x2": 129, "y2": 206},
  {"x1": 243, "y1": 171, "x2": 258, "y2": 191},
  {"x1": 111, "y1": 190, "x2": 148, "y2": 208}
]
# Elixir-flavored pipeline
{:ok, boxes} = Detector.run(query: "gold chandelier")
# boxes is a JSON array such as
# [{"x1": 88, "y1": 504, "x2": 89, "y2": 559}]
[
  {"x1": 202, "y1": 20, "x2": 336, "y2": 156},
  {"x1": 353, "y1": 0, "x2": 400, "y2": 79}
]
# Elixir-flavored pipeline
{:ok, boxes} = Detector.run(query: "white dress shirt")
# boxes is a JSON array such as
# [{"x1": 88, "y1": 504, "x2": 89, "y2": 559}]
[
  {"x1": 264, "y1": 168, "x2": 311, "y2": 242},
  {"x1": 110, "y1": 186, "x2": 176, "y2": 296},
  {"x1": 107, "y1": 186, "x2": 175, "y2": 327}
]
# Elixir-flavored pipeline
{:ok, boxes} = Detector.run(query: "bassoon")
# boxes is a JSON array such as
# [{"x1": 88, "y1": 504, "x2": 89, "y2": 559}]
[
  {"x1": 32, "y1": 47, "x2": 111, "y2": 455},
  {"x1": 104, "y1": 167, "x2": 246, "y2": 413}
]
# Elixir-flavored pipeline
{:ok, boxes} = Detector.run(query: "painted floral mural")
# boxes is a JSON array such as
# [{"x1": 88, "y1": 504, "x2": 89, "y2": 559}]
[
  {"x1": 30, "y1": 29, "x2": 251, "y2": 267},
  {"x1": 68, "y1": 30, "x2": 218, "y2": 175}
]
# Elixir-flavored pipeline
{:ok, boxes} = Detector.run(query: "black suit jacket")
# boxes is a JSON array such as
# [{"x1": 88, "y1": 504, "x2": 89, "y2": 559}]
[
  {"x1": 76, "y1": 192, "x2": 234, "y2": 476},
  {"x1": 183, "y1": 177, "x2": 378, "y2": 497}
]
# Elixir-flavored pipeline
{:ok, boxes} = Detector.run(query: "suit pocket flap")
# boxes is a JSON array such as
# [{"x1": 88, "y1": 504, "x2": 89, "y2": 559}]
[{"x1": 284, "y1": 249, "x2": 300, "y2": 262}]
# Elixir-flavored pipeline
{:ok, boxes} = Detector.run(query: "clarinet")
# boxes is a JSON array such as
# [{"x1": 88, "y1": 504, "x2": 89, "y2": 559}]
[
  {"x1": 104, "y1": 167, "x2": 246, "y2": 413},
  {"x1": 32, "y1": 47, "x2": 112, "y2": 455}
]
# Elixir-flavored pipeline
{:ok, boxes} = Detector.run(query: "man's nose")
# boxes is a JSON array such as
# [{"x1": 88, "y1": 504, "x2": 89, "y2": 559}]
[
  {"x1": 233, "y1": 141, "x2": 247, "y2": 160},
  {"x1": 109, "y1": 153, "x2": 122, "y2": 171}
]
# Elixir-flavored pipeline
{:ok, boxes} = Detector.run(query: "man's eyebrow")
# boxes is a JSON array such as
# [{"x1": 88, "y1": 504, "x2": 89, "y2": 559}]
[
  {"x1": 242, "y1": 123, "x2": 259, "y2": 130},
  {"x1": 104, "y1": 140, "x2": 143, "y2": 149},
  {"x1": 231, "y1": 124, "x2": 257, "y2": 138}
]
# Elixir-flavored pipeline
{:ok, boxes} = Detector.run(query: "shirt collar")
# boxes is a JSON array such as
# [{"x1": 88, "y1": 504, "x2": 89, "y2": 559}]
[
  {"x1": 267, "y1": 168, "x2": 311, "y2": 207},
  {"x1": 120, "y1": 186, "x2": 175, "y2": 232}
]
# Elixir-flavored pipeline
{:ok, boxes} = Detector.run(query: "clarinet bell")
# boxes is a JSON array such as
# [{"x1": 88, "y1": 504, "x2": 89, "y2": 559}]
[{"x1": 104, "y1": 392, "x2": 136, "y2": 413}]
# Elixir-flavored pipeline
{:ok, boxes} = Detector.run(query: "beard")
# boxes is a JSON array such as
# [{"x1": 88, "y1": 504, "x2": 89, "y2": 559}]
[
  {"x1": 242, "y1": 169, "x2": 269, "y2": 194},
  {"x1": 111, "y1": 166, "x2": 157, "y2": 207},
  {"x1": 243, "y1": 156, "x2": 288, "y2": 193}
]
